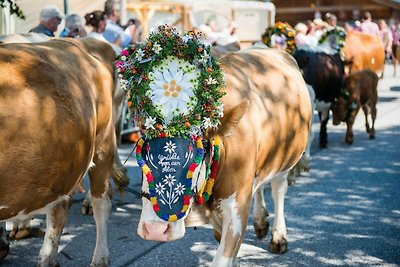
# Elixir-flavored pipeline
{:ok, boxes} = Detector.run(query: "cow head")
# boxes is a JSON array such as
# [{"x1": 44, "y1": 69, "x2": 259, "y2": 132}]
[
  {"x1": 137, "y1": 100, "x2": 249, "y2": 242},
  {"x1": 331, "y1": 89, "x2": 357, "y2": 125}
]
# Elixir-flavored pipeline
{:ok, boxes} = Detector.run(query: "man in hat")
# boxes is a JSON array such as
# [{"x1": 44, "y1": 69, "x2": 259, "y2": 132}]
[{"x1": 30, "y1": 5, "x2": 64, "y2": 37}]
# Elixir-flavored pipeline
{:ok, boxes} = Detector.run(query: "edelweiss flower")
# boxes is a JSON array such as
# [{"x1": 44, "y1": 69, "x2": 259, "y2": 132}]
[
  {"x1": 149, "y1": 57, "x2": 200, "y2": 121},
  {"x1": 164, "y1": 140, "x2": 177, "y2": 154},
  {"x1": 144, "y1": 116, "x2": 156, "y2": 130},
  {"x1": 152, "y1": 42, "x2": 162, "y2": 54},
  {"x1": 174, "y1": 183, "x2": 185, "y2": 196},
  {"x1": 190, "y1": 125, "x2": 201, "y2": 137},
  {"x1": 155, "y1": 182, "x2": 165, "y2": 195},
  {"x1": 206, "y1": 77, "x2": 217, "y2": 85},
  {"x1": 163, "y1": 174, "x2": 176, "y2": 187},
  {"x1": 136, "y1": 48, "x2": 145, "y2": 61},
  {"x1": 202, "y1": 117, "x2": 212, "y2": 129}
]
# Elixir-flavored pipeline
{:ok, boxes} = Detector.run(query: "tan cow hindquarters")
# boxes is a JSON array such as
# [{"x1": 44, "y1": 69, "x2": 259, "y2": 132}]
[{"x1": 0, "y1": 38, "x2": 116, "y2": 266}]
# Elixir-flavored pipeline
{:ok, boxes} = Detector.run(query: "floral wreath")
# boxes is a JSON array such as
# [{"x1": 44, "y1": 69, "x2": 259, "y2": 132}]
[
  {"x1": 262, "y1": 21, "x2": 296, "y2": 54},
  {"x1": 318, "y1": 26, "x2": 347, "y2": 51},
  {"x1": 115, "y1": 25, "x2": 225, "y2": 140}
]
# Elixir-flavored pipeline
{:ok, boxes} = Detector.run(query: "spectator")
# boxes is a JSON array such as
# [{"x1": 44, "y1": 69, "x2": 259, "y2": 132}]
[
  {"x1": 294, "y1": 22, "x2": 311, "y2": 46},
  {"x1": 84, "y1": 10, "x2": 121, "y2": 54},
  {"x1": 60, "y1": 14, "x2": 87, "y2": 38},
  {"x1": 103, "y1": 0, "x2": 138, "y2": 48},
  {"x1": 360, "y1": 11, "x2": 380, "y2": 37},
  {"x1": 196, "y1": 17, "x2": 238, "y2": 46},
  {"x1": 29, "y1": 5, "x2": 64, "y2": 37},
  {"x1": 390, "y1": 20, "x2": 400, "y2": 62},
  {"x1": 379, "y1": 19, "x2": 394, "y2": 62},
  {"x1": 325, "y1": 13, "x2": 337, "y2": 27}
]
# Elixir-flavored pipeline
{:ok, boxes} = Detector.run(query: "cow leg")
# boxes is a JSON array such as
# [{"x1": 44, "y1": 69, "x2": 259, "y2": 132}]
[
  {"x1": 253, "y1": 186, "x2": 269, "y2": 239},
  {"x1": 269, "y1": 176, "x2": 288, "y2": 254},
  {"x1": 345, "y1": 121, "x2": 354, "y2": 144},
  {"x1": 38, "y1": 198, "x2": 71, "y2": 267},
  {"x1": 368, "y1": 103, "x2": 377, "y2": 139},
  {"x1": 211, "y1": 192, "x2": 251, "y2": 267},
  {"x1": 318, "y1": 111, "x2": 329, "y2": 148},
  {"x1": 363, "y1": 104, "x2": 371, "y2": 134},
  {"x1": 89, "y1": 134, "x2": 115, "y2": 266},
  {"x1": 0, "y1": 226, "x2": 9, "y2": 262}
]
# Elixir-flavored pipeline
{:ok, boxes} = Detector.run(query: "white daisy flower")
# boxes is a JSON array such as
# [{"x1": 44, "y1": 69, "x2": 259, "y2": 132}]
[
  {"x1": 145, "y1": 90, "x2": 153, "y2": 98},
  {"x1": 155, "y1": 182, "x2": 165, "y2": 195},
  {"x1": 164, "y1": 140, "x2": 177, "y2": 154},
  {"x1": 152, "y1": 42, "x2": 162, "y2": 54},
  {"x1": 163, "y1": 174, "x2": 176, "y2": 187},
  {"x1": 136, "y1": 48, "x2": 145, "y2": 61},
  {"x1": 174, "y1": 183, "x2": 186, "y2": 196},
  {"x1": 144, "y1": 116, "x2": 156, "y2": 130},
  {"x1": 120, "y1": 55, "x2": 127, "y2": 61},
  {"x1": 148, "y1": 57, "x2": 200, "y2": 121},
  {"x1": 202, "y1": 117, "x2": 212, "y2": 129}
]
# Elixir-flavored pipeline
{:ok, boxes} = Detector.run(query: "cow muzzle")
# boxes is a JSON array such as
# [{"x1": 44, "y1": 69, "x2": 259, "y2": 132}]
[{"x1": 141, "y1": 222, "x2": 171, "y2": 241}]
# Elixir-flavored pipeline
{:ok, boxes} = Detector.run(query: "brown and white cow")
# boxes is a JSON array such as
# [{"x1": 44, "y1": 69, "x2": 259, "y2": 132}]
[
  {"x1": 331, "y1": 69, "x2": 378, "y2": 144},
  {"x1": 0, "y1": 38, "x2": 116, "y2": 266},
  {"x1": 343, "y1": 30, "x2": 385, "y2": 76},
  {"x1": 137, "y1": 47, "x2": 312, "y2": 266}
]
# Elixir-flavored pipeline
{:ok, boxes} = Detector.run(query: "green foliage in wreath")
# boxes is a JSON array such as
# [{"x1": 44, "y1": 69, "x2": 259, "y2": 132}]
[
  {"x1": 262, "y1": 21, "x2": 296, "y2": 54},
  {"x1": 318, "y1": 26, "x2": 347, "y2": 51},
  {"x1": 116, "y1": 25, "x2": 226, "y2": 140}
]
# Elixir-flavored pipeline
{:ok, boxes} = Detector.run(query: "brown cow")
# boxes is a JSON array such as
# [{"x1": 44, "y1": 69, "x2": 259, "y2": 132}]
[
  {"x1": 343, "y1": 30, "x2": 385, "y2": 76},
  {"x1": 0, "y1": 38, "x2": 116, "y2": 266},
  {"x1": 331, "y1": 69, "x2": 378, "y2": 144},
  {"x1": 137, "y1": 47, "x2": 312, "y2": 266}
]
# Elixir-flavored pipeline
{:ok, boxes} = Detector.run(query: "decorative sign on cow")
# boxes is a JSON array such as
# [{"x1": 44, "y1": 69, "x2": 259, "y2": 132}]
[{"x1": 116, "y1": 25, "x2": 225, "y2": 222}]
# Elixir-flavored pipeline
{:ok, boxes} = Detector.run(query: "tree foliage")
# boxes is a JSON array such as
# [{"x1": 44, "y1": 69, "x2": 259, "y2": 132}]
[{"x1": 0, "y1": 0, "x2": 25, "y2": 19}]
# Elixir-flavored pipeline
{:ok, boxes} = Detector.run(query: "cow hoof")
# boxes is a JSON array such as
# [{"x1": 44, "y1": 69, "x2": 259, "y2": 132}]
[
  {"x1": 9, "y1": 227, "x2": 32, "y2": 240},
  {"x1": 254, "y1": 218, "x2": 269, "y2": 239},
  {"x1": 369, "y1": 130, "x2": 375, "y2": 139},
  {"x1": 90, "y1": 257, "x2": 110, "y2": 267},
  {"x1": 345, "y1": 138, "x2": 353, "y2": 145},
  {"x1": 0, "y1": 228, "x2": 10, "y2": 262},
  {"x1": 287, "y1": 178, "x2": 296, "y2": 186},
  {"x1": 319, "y1": 143, "x2": 327, "y2": 149},
  {"x1": 81, "y1": 205, "x2": 93, "y2": 215},
  {"x1": 268, "y1": 237, "x2": 288, "y2": 254}
]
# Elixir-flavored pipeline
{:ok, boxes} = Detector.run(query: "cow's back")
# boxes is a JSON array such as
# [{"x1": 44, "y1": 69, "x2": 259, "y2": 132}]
[
  {"x1": 219, "y1": 48, "x2": 312, "y2": 184},
  {"x1": 343, "y1": 30, "x2": 385, "y2": 75},
  {"x1": 0, "y1": 40, "x2": 113, "y2": 219}
]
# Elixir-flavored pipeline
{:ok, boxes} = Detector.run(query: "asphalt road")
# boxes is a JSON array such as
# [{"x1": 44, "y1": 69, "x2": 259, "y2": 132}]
[{"x1": 2, "y1": 64, "x2": 399, "y2": 267}]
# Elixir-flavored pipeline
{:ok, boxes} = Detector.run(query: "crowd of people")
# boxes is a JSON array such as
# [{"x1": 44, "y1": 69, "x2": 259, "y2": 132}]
[
  {"x1": 293, "y1": 11, "x2": 400, "y2": 62},
  {"x1": 28, "y1": 0, "x2": 141, "y2": 53}
]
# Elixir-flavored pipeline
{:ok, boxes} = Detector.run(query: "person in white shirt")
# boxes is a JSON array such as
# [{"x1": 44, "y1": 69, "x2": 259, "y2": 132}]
[
  {"x1": 360, "y1": 11, "x2": 380, "y2": 37},
  {"x1": 84, "y1": 10, "x2": 121, "y2": 54}
]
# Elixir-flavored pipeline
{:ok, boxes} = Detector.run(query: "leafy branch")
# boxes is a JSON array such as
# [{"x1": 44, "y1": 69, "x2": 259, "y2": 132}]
[{"x1": 0, "y1": 0, "x2": 25, "y2": 19}]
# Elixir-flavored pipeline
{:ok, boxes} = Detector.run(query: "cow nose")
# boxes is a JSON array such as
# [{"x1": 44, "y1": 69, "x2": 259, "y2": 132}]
[{"x1": 142, "y1": 222, "x2": 170, "y2": 241}]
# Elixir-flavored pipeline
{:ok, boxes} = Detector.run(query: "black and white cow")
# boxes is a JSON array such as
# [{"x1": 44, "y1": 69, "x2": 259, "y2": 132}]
[{"x1": 293, "y1": 46, "x2": 344, "y2": 148}]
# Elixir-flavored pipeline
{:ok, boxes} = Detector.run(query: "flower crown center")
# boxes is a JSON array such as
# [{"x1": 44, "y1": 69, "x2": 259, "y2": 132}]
[{"x1": 163, "y1": 79, "x2": 183, "y2": 98}]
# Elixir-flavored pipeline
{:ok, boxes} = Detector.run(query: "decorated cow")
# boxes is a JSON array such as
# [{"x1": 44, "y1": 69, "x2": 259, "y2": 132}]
[{"x1": 116, "y1": 26, "x2": 312, "y2": 266}]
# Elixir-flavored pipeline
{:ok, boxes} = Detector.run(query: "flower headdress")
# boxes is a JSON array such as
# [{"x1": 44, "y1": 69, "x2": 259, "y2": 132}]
[
  {"x1": 318, "y1": 26, "x2": 347, "y2": 52},
  {"x1": 116, "y1": 25, "x2": 225, "y2": 140},
  {"x1": 262, "y1": 21, "x2": 296, "y2": 54}
]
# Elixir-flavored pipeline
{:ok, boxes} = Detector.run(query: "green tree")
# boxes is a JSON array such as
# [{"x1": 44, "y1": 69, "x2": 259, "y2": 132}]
[{"x1": 0, "y1": 0, "x2": 25, "y2": 19}]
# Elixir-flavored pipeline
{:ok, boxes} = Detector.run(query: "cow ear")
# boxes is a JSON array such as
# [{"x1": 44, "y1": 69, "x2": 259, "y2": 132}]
[{"x1": 215, "y1": 100, "x2": 250, "y2": 137}]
